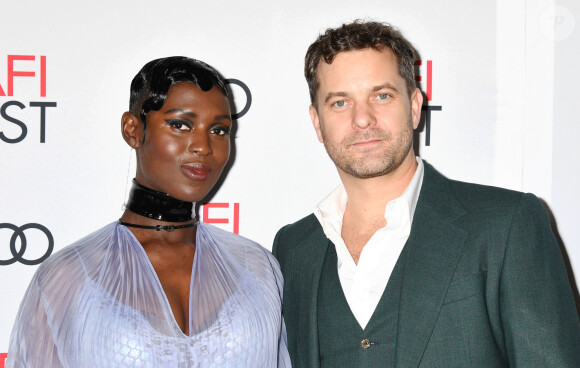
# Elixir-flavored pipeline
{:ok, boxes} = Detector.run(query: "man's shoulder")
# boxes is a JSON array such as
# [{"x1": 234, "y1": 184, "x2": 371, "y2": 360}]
[
  {"x1": 273, "y1": 213, "x2": 322, "y2": 256},
  {"x1": 423, "y1": 161, "x2": 529, "y2": 212},
  {"x1": 276, "y1": 213, "x2": 321, "y2": 242},
  {"x1": 448, "y1": 178, "x2": 525, "y2": 207}
]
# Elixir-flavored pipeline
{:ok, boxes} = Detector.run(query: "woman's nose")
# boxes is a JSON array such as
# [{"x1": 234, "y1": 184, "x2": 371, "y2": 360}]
[{"x1": 187, "y1": 131, "x2": 213, "y2": 156}]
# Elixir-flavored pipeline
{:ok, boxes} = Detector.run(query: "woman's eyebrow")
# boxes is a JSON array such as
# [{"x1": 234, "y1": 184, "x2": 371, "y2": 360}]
[
  {"x1": 215, "y1": 114, "x2": 232, "y2": 122},
  {"x1": 164, "y1": 108, "x2": 197, "y2": 118}
]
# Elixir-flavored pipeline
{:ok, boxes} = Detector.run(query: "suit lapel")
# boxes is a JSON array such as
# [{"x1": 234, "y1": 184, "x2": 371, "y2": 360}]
[
  {"x1": 292, "y1": 225, "x2": 329, "y2": 368},
  {"x1": 395, "y1": 162, "x2": 468, "y2": 368}
]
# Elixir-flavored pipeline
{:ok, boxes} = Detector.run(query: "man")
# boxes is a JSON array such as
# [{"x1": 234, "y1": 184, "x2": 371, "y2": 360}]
[{"x1": 273, "y1": 20, "x2": 580, "y2": 367}]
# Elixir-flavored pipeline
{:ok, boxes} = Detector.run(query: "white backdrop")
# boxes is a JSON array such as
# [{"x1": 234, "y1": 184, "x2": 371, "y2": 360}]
[{"x1": 1, "y1": 0, "x2": 578, "y2": 361}]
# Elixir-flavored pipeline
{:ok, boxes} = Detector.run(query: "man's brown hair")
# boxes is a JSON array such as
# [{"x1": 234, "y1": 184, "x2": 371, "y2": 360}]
[{"x1": 305, "y1": 20, "x2": 417, "y2": 106}]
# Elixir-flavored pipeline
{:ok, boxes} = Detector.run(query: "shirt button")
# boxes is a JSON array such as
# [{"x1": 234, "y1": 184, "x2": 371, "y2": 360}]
[{"x1": 361, "y1": 338, "x2": 371, "y2": 349}]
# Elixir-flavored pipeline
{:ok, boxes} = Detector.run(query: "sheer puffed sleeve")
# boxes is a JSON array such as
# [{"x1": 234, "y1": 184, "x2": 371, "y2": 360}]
[
  {"x1": 271, "y1": 264, "x2": 292, "y2": 368},
  {"x1": 264, "y1": 242, "x2": 291, "y2": 368},
  {"x1": 6, "y1": 225, "x2": 109, "y2": 368},
  {"x1": 7, "y1": 273, "x2": 63, "y2": 368}
]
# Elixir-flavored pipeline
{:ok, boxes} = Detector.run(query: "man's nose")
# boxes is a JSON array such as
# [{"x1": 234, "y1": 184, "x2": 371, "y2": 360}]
[{"x1": 351, "y1": 102, "x2": 376, "y2": 129}]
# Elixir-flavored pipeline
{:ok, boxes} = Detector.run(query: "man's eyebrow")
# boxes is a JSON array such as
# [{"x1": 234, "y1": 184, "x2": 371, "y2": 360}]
[
  {"x1": 323, "y1": 92, "x2": 348, "y2": 105},
  {"x1": 323, "y1": 83, "x2": 402, "y2": 104},
  {"x1": 371, "y1": 83, "x2": 400, "y2": 94}
]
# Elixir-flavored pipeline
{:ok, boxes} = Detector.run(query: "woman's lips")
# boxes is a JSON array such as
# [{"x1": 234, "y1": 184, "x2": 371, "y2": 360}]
[{"x1": 181, "y1": 163, "x2": 212, "y2": 181}]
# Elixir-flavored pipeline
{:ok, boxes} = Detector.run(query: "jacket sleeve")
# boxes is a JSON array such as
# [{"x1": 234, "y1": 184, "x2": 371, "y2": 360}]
[
  {"x1": 272, "y1": 225, "x2": 297, "y2": 368},
  {"x1": 500, "y1": 193, "x2": 580, "y2": 367}
]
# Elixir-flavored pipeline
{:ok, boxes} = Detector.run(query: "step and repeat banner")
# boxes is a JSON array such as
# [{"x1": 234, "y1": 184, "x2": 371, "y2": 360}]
[{"x1": 1, "y1": 0, "x2": 578, "y2": 362}]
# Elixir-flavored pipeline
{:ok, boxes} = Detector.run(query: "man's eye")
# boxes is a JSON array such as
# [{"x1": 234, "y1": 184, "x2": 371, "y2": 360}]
[
  {"x1": 334, "y1": 100, "x2": 346, "y2": 107},
  {"x1": 166, "y1": 120, "x2": 191, "y2": 131},
  {"x1": 211, "y1": 127, "x2": 231, "y2": 136},
  {"x1": 378, "y1": 93, "x2": 389, "y2": 100}
]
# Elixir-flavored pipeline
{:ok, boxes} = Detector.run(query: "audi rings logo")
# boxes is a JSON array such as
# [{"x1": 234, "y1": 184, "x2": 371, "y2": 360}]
[
  {"x1": 225, "y1": 79, "x2": 252, "y2": 120},
  {"x1": 0, "y1": 223, "x2": 54, "y2": 266}
]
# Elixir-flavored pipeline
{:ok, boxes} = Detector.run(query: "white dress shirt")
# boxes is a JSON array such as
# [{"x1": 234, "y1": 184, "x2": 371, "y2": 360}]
[{"x1": 314, "y1": 157, "x2": 424, "y2": 329}]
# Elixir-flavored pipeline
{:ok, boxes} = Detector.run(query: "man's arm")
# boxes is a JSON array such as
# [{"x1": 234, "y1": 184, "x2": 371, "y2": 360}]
[{"x1": 500, "y1": 193, "x2": 580, "y2": 366}]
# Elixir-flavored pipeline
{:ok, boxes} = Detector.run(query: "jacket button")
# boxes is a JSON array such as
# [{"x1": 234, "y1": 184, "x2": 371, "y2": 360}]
[{"x1": 361, "y1": 338, "x2": 371, "y2": 349}]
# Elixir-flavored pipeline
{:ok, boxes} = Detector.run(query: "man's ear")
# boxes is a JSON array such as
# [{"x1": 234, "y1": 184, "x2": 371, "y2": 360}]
[
  {"x1": 121, "y1": 112, "x2": 144, "y2": 148},
  {"x1": 309, "y1": 105, "x2": 324, "y2": 143},
  {"x1": 410, "y1": 88, "x2": 424, "y2": 130}
]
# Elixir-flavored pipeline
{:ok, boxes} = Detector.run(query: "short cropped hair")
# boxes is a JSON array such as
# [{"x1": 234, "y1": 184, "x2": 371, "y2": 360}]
[
  {"x1": 129, "y1": 56, "x2": 228, "y2": 128},
  {"x1": 305, "y1": 20, "x2": 416, "y2": 105}
]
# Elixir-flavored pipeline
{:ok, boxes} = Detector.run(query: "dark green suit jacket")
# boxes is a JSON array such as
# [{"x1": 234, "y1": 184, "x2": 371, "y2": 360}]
[{"x1": 273, "y1": 162, "x2": 580, "y2": 367}]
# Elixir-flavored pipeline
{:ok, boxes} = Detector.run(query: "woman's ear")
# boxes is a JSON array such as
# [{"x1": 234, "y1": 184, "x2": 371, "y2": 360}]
[{"x1": 121, "y1": 112, "x2": 144, "y2": 148}]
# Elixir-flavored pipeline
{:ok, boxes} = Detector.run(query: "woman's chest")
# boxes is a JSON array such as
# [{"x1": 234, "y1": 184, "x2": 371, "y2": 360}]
[{"x1": 57, "y1": 273, "x2": 281, "y2": 368}]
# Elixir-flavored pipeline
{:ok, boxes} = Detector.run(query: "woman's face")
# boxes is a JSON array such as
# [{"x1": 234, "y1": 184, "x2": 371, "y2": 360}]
[{"x1": 135, "y1": 82, "x2": 231, "y2": 202}]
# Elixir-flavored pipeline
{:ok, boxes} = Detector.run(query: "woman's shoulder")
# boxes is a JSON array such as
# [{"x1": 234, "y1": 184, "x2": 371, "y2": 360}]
[
  {"x1": 199, "y1": 222, "x2": 268, "y2": 252},
  {"x1": 198, "y1": 222, "x2": 281, "y2": 275},
  {"x1": 34, "y1": 222, "x2": 120, "y2": 283}
]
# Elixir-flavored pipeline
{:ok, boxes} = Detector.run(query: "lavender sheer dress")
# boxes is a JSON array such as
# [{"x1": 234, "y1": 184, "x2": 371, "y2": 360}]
[{"x1": 7, "y1": 222, "x2": 291, "y2": 367}]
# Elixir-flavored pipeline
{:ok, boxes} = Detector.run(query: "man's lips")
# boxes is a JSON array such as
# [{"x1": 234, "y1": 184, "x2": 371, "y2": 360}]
[
  {"x1": 181, "y1": 163, "x2": 212, "y2": 180},
  {"x1": 345, "y1": 131, "x2": 389, "y2": 147},
  {"x1": 351, "y1": 139, "x2": 382, "y2": 146}
]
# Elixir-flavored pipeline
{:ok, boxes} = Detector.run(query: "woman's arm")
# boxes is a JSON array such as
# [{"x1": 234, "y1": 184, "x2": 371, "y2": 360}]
[{"x1": 6, "y1": 273, "x2": 63, "y2": 368}]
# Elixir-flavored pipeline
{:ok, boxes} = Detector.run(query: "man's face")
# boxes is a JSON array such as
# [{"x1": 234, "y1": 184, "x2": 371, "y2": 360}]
[{"x1": 310, "y1": 48, "x2": 423, "y2": 179}]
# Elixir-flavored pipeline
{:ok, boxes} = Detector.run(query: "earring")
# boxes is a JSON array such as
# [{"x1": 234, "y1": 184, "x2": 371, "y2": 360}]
[{"x1": 122, "y1": 148, "x2": 135, "y2": 211}]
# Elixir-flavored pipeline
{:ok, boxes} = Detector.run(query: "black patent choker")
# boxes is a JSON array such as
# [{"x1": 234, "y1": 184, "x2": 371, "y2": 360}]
[{"x1": 124, "y1": 179, "x2": 195, "y2": 222}]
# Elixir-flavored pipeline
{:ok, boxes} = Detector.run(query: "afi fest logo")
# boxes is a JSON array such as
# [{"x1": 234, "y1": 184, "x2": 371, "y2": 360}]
[
  {"x1": 414, "y1": 60, "x2": 442, "y2": 146},
  {"x1": 201, "y1": 203, "x2": 240, "y2": 234},
  {"x1": 0, "y1": 55, "x2": 57, "y2": 143}
]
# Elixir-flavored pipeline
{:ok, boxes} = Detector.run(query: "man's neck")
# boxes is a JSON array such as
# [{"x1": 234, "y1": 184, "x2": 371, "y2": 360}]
[
  {"x1": 338, "y1": 154, "x2": 418, "y2": 264},
  {"x1": 339, "y1": 154, "x2": 418, "y2": 220}
]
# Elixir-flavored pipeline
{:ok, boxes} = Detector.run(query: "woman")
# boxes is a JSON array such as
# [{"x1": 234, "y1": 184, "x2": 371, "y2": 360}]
[{"x1": 7, "y1": 57, "x2": 291, "y2": 367}]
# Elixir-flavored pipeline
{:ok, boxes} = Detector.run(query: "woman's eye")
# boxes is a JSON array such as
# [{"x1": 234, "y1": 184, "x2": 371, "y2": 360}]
[
  {"x1": 166, "y1": 119, "x2": 191, "y2": 131},
  {"x1": 210, "y1": 126, "x2": 231, "y2": 136}
]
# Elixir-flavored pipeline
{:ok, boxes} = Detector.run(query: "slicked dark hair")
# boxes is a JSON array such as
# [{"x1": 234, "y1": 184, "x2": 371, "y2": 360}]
[
  {"x1": 305, "y1": 20, "x2": 416, "y2": 105},
  {"x1": 129, "y1": 56, "x2": 229, "y2": 128}
]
